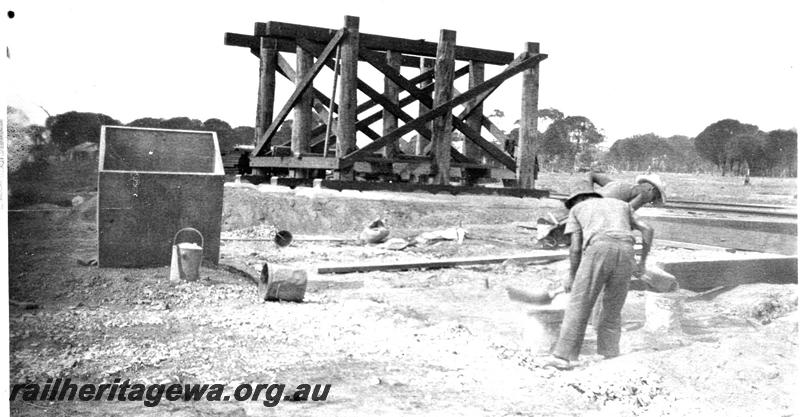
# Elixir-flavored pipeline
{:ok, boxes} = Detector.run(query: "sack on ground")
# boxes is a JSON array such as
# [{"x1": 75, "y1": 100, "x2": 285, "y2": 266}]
[{"x1": 641, "y1": 265, "x2": 679, "y2": 292}]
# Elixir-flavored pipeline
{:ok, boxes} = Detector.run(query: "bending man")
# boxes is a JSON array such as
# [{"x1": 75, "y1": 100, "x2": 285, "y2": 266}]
[
  {"x1": 588, "y1": 172, "x2": 667, "y2": 210},
  {"x1": 542, "y1": 180, "x2": 654, "y2": 369}
]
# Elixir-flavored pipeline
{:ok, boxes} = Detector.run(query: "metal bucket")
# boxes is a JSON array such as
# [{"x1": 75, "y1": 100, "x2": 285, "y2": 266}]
[
  {"x1": 258, "y1": 263, "x2": 308, "y2": 302},
  {"x1": 644, "y1": 292, "x2": 685, "y2": 333},
  {"x1": 169, "y1": 228, "x2": 204, "y2": 282},
  {"x1": 527, "y1": 307, "x2": 565, "y2": 354},
  {"x1": 274, "y1": 230, "x2": 293, "y2": 247}
]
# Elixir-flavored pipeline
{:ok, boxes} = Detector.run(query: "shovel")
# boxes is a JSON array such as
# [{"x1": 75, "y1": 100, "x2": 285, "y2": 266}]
[{"x1": 506, "y1": 286, "x2": 565, "y2": 305}]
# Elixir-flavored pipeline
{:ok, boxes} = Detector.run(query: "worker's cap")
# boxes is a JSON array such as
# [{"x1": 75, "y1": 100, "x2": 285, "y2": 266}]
[
  {"x1": 564, "y1": 180, "x2": 602, "y2": 210},
  {"x1": 635, "y1": 174, "x2": 667, "y2": 204}
]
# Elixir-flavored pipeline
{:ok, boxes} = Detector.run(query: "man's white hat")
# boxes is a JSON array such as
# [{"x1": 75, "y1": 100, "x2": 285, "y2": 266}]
[{"x1": 635, "y1": 174, "x2": 667, "y2": 204}]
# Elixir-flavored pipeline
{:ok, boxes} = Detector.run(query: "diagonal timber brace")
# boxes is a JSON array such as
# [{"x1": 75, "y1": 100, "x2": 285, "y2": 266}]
[
  {"x1": 275, "y1": 67, "x2": 449, "y2": 151},
  {"x1": 253, "y1": 29, "x2": 345, "y2": 157},
  {"x1": 352, "y1": 49, "x2": 547, "y2": 169},
  {"x1": 275, "y1": 54, "x2": 337, "y2": 123},
  {"x1": 295, "y1": 39, "x2": 470, "y2": 162},
  {"x1": 343, "y1": 51, "x2": 547, "y2": 168}
]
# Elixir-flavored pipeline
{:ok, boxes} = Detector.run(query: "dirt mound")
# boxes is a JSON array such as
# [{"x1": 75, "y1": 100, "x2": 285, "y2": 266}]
[
  {"x1": 713, "y1": 283, "x2": 798, "y2": 324},
  {"x1": 222, "y1": 185, "x2": 563, "y2": 235}
]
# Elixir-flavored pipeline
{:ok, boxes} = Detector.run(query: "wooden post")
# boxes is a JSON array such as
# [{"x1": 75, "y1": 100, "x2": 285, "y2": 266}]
[
  {"x1": 255, "y1": 38, "x2": 278, "y2": 146},
  {"x1": 336, "y1": 15, "x2": 359, "y2": 158},
  {"x1": 431, "y1": 30, "x2": 456, "y2": 185},
  {"x1": 383, "y1": 50, "x2": 402, "y2": 158},
  {"x1": 290, "y1": 45, "x2": 314, "y2": 179},
  {"x1": 516, "y1": 42, "x2": 540, "y2": 189},
  {"x1": 292, "y1": 46, "x2": 313, "y2": 157},
  {"x1": 415, "y1": 58, "x2": 435, "y2": 156},
  {"x1": 465, "y1": 61, "x2": 485, "y2": 161}
]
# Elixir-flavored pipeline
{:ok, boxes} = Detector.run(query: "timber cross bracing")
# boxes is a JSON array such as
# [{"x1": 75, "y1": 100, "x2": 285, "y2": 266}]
[{"x1": 224, "y1": 15, "x2": 548, "y2": 189}]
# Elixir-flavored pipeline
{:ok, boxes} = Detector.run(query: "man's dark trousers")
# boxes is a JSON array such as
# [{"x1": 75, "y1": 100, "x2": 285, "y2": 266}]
[{"x1": 553, "y1": 236, "x2": 635, "y2": 361}]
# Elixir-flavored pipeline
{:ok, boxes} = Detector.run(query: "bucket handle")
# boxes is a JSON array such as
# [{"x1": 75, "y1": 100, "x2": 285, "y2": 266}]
[{"x1": 173, "y1": 227, "x2": 204, "y2": 248}]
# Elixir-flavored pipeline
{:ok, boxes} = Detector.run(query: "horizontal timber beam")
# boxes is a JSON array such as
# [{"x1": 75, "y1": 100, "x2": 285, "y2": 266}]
[
  {"x1": 225, "y1": 32, "x2": 422, "y2": 67},
  {"x1": 254, "y1": 21, "x2": 514, "y2": 65},
  {"x1": 250, "y1": 156, "x2": 340, "y2": 169}
]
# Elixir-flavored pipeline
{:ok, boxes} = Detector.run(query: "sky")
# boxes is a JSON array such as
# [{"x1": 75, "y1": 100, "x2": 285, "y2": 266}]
[{"x1": 2, "y1": 0, "x2": 798, "y2": 143}]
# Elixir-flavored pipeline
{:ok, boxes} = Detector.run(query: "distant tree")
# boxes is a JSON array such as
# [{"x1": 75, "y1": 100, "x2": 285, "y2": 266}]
[
  {"x1": 202, "y1": 118, "x2": 235, "y2": 153},
  {"x1": 663, "y1": 135, "x2": 715, "y2": 173},
  {"x1": 764, "y1": 129, "x2": 797, "y2": 176},
  {"x1": 46, "y1": 111, "x2": 121, "y2": 150},
  {"x1": 607, "y1": 134, "x2": 666, "y2": 171},
  {"x1": 538, "y1": 108, "x2": 564, "y2": 123},
  {"x1": 605, "y1": 133, "x2": 715, "y2": 173},
  {"x1": 694, "y1": 119, "x2": 758, "y2": 174},
  {"x1": 202, "y1": 118, "x2": 232, "y2": 132},
  {"x1": 723, "y1": 132, "x2": 767, "y2": 176},
  {"x1": 160, "y1": 117, "x2": 203, "y2": 131},
  {"x1": 232, "y1": 126, "x2": 256, "y2": 147},
  {"x1": 127, "y1": 117, "x2": 164, "y2": 128},
  {"x1": 576, "y1": 144, "x2": 602, "y2": 169},
  {"x1": 536, "y1": 108, "x2": 564, "y2": 137},
  {"x1": 540, "y1": 115, "x2": 604, "y2": 170}
]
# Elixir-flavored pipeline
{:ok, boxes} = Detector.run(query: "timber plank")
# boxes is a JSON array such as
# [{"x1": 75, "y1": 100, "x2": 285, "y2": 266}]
[
  {"x1": 316, "y1": 251, "x2": 567, "y2": 274},
  {"x1": 250, "y1": 156, "x2": 339, "y2": 169},
  {"x1": 640, "y1": 214, "x2": 797, "y2": 255},
  {"x1": 317, "y1": 180, "x2": 549, "y2": 198},
  {"x1": 654, "y1": 239, "x2": 738, "y2": 252},
  {"x1": 656, "y1": 256, "x2": 798, "y2": 291},
  {"x1": 664, "y1": 202, "x2": 796, "y2": 218}
]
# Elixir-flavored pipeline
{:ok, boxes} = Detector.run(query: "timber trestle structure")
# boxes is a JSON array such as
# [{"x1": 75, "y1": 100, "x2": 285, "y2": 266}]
[{"x1": 225, "y1": 16, "x2": 548, "y2": 197}]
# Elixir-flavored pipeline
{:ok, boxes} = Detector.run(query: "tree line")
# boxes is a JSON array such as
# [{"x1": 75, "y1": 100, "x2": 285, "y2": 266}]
[
  {"x1": 693, "y1": 119, "x2": 796, "y2": 177},
  {"x1": 504, "y1": 108, "x2": 796, "y2": 177},
  {"x1": 605, "y1": 134, "x2": 716, "y2": 173},
  {"x1": 9, "y1": 106, "x2": 797, "y2": 177},
  {"x1": 43, "y1": 111, "x2": 275, "y2": 154},
  {"x1": 604, "y1": 120, "x2": 796, "y2": 176}
]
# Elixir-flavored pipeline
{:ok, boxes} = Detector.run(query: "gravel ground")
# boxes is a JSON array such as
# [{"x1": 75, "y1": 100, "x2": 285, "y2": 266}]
[{"x1": 8, "y1": 184, "x2": 798, "y2": 416}]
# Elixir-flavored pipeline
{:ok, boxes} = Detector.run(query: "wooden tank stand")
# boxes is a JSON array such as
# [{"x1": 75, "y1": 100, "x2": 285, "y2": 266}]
[{"x1": 225, "y1": 16, "x2": 548, "y2": 195}]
